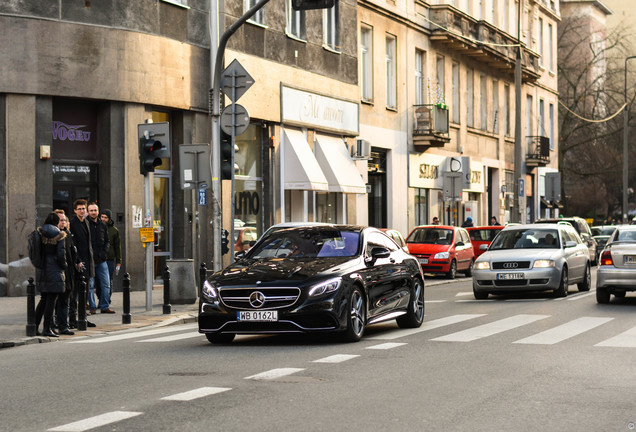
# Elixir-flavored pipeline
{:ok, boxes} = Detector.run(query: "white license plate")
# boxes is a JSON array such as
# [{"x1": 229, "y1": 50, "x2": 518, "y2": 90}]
[
  {"x1": 418, "y1": 258, "x2": 429, "y2": 264},
  {"x1": 237, "y1": 310, "x2": 278, "y2": 322},
  {"x1": 625, "y1": 255, "x2": 636, "y2": 264},
  {"x1": 497, "y1": 273, "x2": 524, "y2": 280}
]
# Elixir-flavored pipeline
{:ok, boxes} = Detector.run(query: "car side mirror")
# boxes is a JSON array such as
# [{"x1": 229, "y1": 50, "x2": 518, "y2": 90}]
[
  {"x1": 455, "y1": 241, "x2": 464, "y2": 247},
  {"x1": 371, "y1": 247, "x2": 390, "y2": 259},
  {"x1": 565, "y1": 240, "x2": 577, "y2": 248},
  {"x1": 479, "y1": 244, "x2": 488, "y2": 250}
]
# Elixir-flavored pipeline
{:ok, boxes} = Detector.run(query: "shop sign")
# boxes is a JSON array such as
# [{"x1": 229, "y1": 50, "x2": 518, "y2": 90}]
[
  {"x1": 52, "y1": 100, "x2": 98, "y2": 160},
  {"x1": 281, "y1": 86, "x2": 359, "y2": 135}
]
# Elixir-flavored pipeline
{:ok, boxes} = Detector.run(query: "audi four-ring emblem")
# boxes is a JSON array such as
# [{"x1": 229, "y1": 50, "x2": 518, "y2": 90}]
[{"x1": 502, "y1": 262, "x2": 519, "y2": 269}]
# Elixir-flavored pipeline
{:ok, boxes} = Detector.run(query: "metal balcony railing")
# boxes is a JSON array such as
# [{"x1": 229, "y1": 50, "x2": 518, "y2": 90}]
[
  {"x1": 413, "y1": 104, "x2": 451, "y2": 148},
  {"x1": 526, "y1": 136, "x2": 551, "y2": 167}
]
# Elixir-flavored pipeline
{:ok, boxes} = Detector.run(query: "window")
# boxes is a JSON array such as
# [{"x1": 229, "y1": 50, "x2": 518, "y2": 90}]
[
  {"x1": 245, "y1": 0, "x2": 265, "y2": 25},
  {"x1": 323, "y1": 1, "x2": 339, "y2": 51},
  {"x1": 452, "y1": 63, "x2": 460, "y2": 123},
  {"x1": 416, "y1": 50, "x2": 426, "y2": 105},
  {"x1": 539, "y1": 99, "x2": 545, "y2": 137},
  {"x1": 436, "y1": 55, "x2": 445, "y2": 102},
  {"x1": 504, "y1": 84, "x2": 510, "y2": 136},
  {"x1": 414, "y1": 188, "x2": 428, "y2": 227},
  {"x1": 466, "y1": 68, "x2": 474, "y2": 127},
  {"x1": 538, "y1": 17, "x2": 543, "y2": 66},
  {"x1": 526, "y1": 94, "x2": 533, "y2": 145},
  {"x1": 549, "y1": 103, "x2": 555, "y2": 150},
  {"x1": 287, "y1": 0, "x2": 305, "y2": 39},
  {"x1": 480, "y1": 74, "x2": 487, "y2": 130},
  {"x1": 492, "y1": 80, "x2": 498, "y2": 133},
  {"x1": 361, "y1": 26, "x2": 373, "y2": 101},
  {"x1": 502, "y1": 0, "x2": 508, "y2": 32},
  {"x1": 386, "y1": 34, "x2": 397, "y2": 109},
  {"x1": 548, "y1": 23, "x2": 554, "y2": 71}
]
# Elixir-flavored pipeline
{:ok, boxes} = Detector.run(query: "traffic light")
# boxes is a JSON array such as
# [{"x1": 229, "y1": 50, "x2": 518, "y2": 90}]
[
  {"x1": 221, "y1": 229, "x2": 230, "y2": 255},
  {"x1": 291, "y1": 0, "x2": 335, "y2": 10},
  {"x1": 220, "y1": 130, "x2": 234, "y2": 180},
  {"x1": 138, "y1": 122, "x2": 170, "y2": 175}
]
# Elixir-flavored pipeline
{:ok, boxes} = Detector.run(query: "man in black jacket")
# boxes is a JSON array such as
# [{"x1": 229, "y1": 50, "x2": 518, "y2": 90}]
[
  {"x1": 68, "y1": 199, "x2": 96, "y2": 328},
  {"x1": 53, "y1": 209, "x2": 78, "y2": 335},
  {"x1": 88, "y1": 202, "x2": 115, "y2": 313}
]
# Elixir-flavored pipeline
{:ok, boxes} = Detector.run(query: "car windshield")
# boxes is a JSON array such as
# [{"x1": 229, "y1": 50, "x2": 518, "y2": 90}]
[
  {"x1": 469, "y1": 229, "x2": 500, "y2": 241},
  {"x1": 248, "y1": 227, "x2": 360, "y2": 259},
  {"x1": 406, "y1": 228, "x2": 453, "y2": 245},
  {"x1": 592, "y1": 227, "x2": 616, "y2": 236},
  {"x1": 489, "y1": 228, "x2": 560, "y2": 250},
  {"x1": 615, "y1": 230, "x2": 636, "y2": 242}
]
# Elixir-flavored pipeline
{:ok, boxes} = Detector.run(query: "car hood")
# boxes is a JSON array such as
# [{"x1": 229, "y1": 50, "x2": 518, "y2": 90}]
[
  {"x1": 407, "y1": 243, "x2": 451, "y2": 254},
  {"x1": 211, "y1": 256, "x2": 359, "y2": 285},
  {"x1": 476, "y1": 248, "x2": 560, "y2": 263}
]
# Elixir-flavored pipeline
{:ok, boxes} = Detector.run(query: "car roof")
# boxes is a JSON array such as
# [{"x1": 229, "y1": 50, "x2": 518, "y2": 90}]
[
  {"x1": 467, "y1": 226, "x2": 503, "y2": 231},
  {"x1": 504, "y1": 223, "x2": 563, "y2": 230}
]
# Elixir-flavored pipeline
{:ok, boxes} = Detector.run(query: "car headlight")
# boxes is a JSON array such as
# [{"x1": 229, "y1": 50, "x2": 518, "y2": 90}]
[
  {"x1": 533, "y1": 259, "x2": 555, "y2": 268},
  {"x1": 434, "y1": 251, "x2": 450, "y2": 259},
  {"x1": 202, "y1": 280, "x2": 219, "y2": 299},
  {"x1": 308, "y1": 277, "x2": 342, "y2": 297},
  {"x1": 475, "y1": 261, "x2": 490, "y2": 270}
]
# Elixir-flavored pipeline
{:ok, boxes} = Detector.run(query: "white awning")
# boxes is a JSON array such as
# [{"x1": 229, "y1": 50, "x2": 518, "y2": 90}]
[
  {"x1": 283, "y1": 129, "x2": 328, "y2": 191},
  {"x1": 314, "y1": 134, "x2": 367, "y2": 194}
]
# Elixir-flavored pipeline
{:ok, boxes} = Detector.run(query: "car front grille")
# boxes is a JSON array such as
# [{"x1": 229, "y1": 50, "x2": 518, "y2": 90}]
[
  {"x1": 219, "y1": 287, "x2": 301, "y2": 310},
  {"x1": 492, "y1": 261, "x2": 531, "y2": 270}
]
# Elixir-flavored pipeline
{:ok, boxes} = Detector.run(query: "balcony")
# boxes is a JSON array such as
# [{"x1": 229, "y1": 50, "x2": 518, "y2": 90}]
[
  {"x1": 428, "y1": 4, "x2": 541, "y2": 83},
  {"x1": 526, "y1": 136, "x2": 551, "y2": 167},
  {"x1": 413, "y1": 104, "x2": 451, "y2": 149}
]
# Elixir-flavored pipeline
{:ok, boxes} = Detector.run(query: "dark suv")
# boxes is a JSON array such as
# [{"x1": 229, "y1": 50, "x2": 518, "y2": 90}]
[{"x1": 535, "y1": 217, "x2": 597, "y2": 265}]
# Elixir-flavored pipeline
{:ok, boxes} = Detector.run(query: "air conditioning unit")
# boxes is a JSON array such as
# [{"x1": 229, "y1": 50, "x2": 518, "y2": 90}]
[{"x1": 352, "y1": 139, "x2": 371, "y2": 159}]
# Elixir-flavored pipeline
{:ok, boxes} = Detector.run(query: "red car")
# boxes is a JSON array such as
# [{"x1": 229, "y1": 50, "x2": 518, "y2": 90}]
[
  {"x1": 405, "y1": 225, "x2": 475, "y2": 279},
  {"x1": 466, "y1": 226, "x2": 504, "y2": 258}
]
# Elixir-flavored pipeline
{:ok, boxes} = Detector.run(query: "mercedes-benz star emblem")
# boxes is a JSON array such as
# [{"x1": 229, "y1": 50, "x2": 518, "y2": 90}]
[
  {"x1": 503, "y1": 262, "x2": 519, "y2": 269},
  {"x1": 249, "y1": 291, "x2": 266, "y2": 308}
]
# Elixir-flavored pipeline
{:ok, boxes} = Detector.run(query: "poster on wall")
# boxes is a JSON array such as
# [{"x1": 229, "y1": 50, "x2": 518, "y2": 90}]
[{"x1": 52, "y1": 99, "x2": 99, "y2": 161}]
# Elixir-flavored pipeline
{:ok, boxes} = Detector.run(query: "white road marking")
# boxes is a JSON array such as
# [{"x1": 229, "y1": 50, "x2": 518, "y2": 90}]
[
  {"x1": 595, "y1": 326, "x2": 636, "y2": 348},
  {"x1": 161, "y1": 387, "x2": 232, "y2": 401},
  {"x1": 140, "y1": 332, "x2": 204, "y2": 342},
  {"x1": 567, "y1": 291, "x2": 597, "y2": 301},
  {"x1": 455, "y1": 292, "x2": 473, "y2": 297},
  {"x1": 244, "y1": 368, "x2": 305, "y2": 380},
  {"x1": 368, "y1": 314, "x2": 486, "y2": 340},
  {"x1": 69, "y1": 323, "x2": 198, "y2": 344},
  {"x1": 366, "y1": 342, "x2": 407, "y2": 350},
  {"x1": 48, "y1": 411, "x2": 143, "y2": 431},
  {"x1": 313, "y1": 354, "x2": 360, "y2": 363},
  {"x1": 431, "y1": 314, "x2": 550, "y2": 342},
  {"x1": 425, "y1": 300, "x2": 446, "y2": 303},
  {"x1": 514, "y1": 317, "x2": 614, "y2": 345}
]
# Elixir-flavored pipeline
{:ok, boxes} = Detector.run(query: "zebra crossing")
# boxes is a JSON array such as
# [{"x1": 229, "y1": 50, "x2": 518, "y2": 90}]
[{"x1": 68, "y1": 313, "x2": 636, "y2": 348}]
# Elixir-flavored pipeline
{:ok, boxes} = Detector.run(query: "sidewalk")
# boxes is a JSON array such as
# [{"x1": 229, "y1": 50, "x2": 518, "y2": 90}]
[{"x1": 0, "y1": 288, "x2": 199, "y2": 349}]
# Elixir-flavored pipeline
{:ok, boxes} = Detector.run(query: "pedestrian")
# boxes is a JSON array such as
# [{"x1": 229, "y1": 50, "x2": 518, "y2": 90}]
[
  {"x1": 52, "y1": 209, "x2": 78, "y2": 335},
  {"x1": 34, "y1": 212, "x2": 67, "y2": 337},
  {"x1": 101, "y1": 209, "x2": 122, "y2": 297},
  {"x1": 68, "y1": 199, "x2": 97, "y2": 328},
  {"x1": 432, "y1": 217, "x2": 440, "y2": 225},
  {"x1": 461, "y1": 217, "x2": 474, "y2": 228},
  {"x1": 490, "y1": 216, "x2": 500, "y2": 226},
  {"x1": 87, "y1": 202, "x2": 115, "y2": 313}
]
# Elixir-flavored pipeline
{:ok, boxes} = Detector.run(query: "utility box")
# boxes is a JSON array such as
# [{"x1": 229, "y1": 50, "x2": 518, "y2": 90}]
[{"x1": 166, "y1": 259, "x2": 198, "y2": 304}]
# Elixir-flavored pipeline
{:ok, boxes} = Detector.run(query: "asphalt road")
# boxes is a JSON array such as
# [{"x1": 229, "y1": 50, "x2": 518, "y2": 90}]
[{"x1": 2, "y1": 269, "x2": 636, "y2": 432}]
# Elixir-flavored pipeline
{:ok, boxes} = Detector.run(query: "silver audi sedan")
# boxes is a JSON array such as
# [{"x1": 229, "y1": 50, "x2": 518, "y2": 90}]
[
  {"x1": 596, "y1": 225, "x2": 636, "y2": 303},
  {"x1": 472, "y1": 223, "x2": 591, "y2": 299}
]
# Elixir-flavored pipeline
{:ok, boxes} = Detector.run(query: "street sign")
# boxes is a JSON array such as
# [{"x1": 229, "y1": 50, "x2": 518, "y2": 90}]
[
  {"x1": 519, "y1": 178, "x2": 525, "y2": 198},
  {"x1": 198, "y1": 188, "x2": 207, "y2": 206},
  {"x1": 179, "y1": 144, "x2": 211, "y2": 190},
  {"x1": 221, "y1": 104, "x2": 250, "y2": 136},
  {"x1": 221, "y1": 59, "x2": 254, "y2": 103},
  {"x1": 139, "y1": 227, "x2": 155, "y2": 243}
]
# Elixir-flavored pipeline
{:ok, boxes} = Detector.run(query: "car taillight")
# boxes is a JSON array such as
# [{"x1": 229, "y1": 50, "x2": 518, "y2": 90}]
[{"x1": 600, "y1": 250, "x2": 613, "y2": 266}]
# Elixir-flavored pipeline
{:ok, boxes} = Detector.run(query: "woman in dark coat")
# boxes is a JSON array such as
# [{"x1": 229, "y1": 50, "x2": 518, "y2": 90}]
[{"x1": 35, "y1": 212, "x2": 67, "y2": 337}]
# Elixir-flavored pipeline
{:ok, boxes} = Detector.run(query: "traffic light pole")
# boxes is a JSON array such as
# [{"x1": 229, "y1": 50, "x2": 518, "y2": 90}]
[
  {"x1": 210, "y1": 0, "x2": 271, "y2": 271},
  {"x1": 144, "y1": 173, "x2": 154, "y2": 311}
]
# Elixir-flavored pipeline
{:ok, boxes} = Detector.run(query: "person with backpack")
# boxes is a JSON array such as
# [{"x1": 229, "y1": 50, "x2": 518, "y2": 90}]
[
  {"x1": 34, "y1": 212, "x2": 68, "y2": 337},
  {"x1": 53, "y1": 209, "x2": 78, "y2": 335}
]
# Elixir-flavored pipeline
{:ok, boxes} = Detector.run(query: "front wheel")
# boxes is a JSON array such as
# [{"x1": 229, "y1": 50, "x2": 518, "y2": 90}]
[
  {"x1": 596, "y1": 288, "x2": 610, "y2": 304},
  {"x1": 446, "y1": 260, "x2": 457, "y2": 279},
  {"x1": 577, "y1": 264, "x2": 591, "y2": 292},
  {"x1": 554, "y1": 268, "x2": 569, "y2": 298},
  {"x1": 397, "y1": 278, "x2": 425, "y2": 328},
  {"x1": 341, "y1": 286, "x2": 366, "y2": 342},
  {"x1": 473, "y1": 286, "x2": 489, "y2": 300},
  {"x1": 205, "y1": 333, "x2": 236, "y2": 344},
  {"x1": 464, "y1": 260, "x2": 474, "y2": 277}
]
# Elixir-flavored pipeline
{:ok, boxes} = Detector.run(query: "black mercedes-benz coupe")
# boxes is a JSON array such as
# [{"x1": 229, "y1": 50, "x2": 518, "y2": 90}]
[{"x1": 199, "y1": 224, "x2": 425, "y2": 343}]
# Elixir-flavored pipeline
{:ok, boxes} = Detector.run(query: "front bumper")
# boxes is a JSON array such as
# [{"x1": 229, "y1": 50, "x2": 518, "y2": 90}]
[{"x1": 473, "y1": 267, "x2": 561, "y2": 293}]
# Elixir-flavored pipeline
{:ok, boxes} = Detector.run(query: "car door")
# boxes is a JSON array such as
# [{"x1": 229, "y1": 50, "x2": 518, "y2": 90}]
[
  {"x1": 562, "y1": 228, "x2": 586, "y2": 280},
  {"x1": 455, "y1": 228, "x2": 474, "y2": 270}
]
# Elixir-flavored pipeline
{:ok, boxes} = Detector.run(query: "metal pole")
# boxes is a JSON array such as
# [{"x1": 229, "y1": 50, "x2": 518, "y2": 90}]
[
  {"x1": 144, "y1": 172, "x2": 154, "y2": 311},
  {"x1": 163, "y1": 266, "x2": 172, "y2": 314},
  {"x1": 624, "y1": 56, "x2": 636, "y2": 223},
  {"x1": 513, "y1": 0, "x2": 523, "y2": 223},
  {"x1": 77, "y1": 272, "x2": 87, "y2": 331},
  {"x1": 122, "y1": 273, "x2": 131, "y2": 324},
  {"x1": 26, "y1": 277, "x2": 36, "y2": 336}
]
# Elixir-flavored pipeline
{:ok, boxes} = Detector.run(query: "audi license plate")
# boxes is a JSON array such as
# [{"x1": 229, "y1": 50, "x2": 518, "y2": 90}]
[
  {"x1": 625, "y1": 255, "x2": 636, "y2": 264},
  {"x1": 497, "y1": 273, "x2": 524, "y2": 280},
  {"x1": 418, "y1": 258, "x2": 429, "y2": 264},
  {"x1": 237, "y1": 311, "x2": 278, "y2": 322}
]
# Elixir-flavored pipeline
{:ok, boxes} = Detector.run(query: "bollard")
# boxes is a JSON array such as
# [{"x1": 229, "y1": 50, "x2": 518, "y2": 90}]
[
  {"x1": 163, "y1": 266, "x2": 171, "y2": 314},
  {"x1": 26, "y1": 277, "x2": 36, "y2": 337},
  {"x1": 122, "y1": 273, "x2": 131, "y2": 324},
  {"x1": 199, "y1": 262, "x2": 207, "y2": 297},
  {"x1": 77, "y1": 271, "x2": 87, "y2": 331}
]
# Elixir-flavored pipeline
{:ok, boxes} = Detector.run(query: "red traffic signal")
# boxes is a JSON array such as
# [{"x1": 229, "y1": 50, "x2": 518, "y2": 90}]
[
  {"x1": 291, "y1": 0, "x2": 335, "y2": 11},
  {"x1": 139, "y1": 132, "x2": 164, "y2": 175}
]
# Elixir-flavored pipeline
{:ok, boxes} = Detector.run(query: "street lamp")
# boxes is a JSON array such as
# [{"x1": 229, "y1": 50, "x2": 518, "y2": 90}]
[{"x1": 623, "y1": 56, "x2": 636, "y2": 223}]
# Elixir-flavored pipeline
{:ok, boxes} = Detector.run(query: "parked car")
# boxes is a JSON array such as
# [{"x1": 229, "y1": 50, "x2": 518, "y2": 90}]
[
  {"x1": 591, "y1": 225, "x2": 617, "y2": 263},
  {"x1": 199, "y1": 224, "x2": 425, "y2": 344},
  {"x1": 405, "y1": 225, "x2": 475, "y2": 279},
  {"x1": 380, "y1": 228, "x2": 409, "y2": 253},
  {"x1": 467, "y1": 226, "x2": 504, "y2": 258},
  {"x1": 596, "y1": 225, "x2": 636, "y2": 303},
  {"x1": 473, "y1": 223, "x2": 591, "y2": 299},
  {"x1": 535, "y1": 217, "x2": 597, "y2": 265}
]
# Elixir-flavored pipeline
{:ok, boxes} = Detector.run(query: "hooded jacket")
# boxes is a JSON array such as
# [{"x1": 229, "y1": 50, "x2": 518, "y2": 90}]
[{"x1": 37, "y1": 224, "x2": 67, "y2": 293}]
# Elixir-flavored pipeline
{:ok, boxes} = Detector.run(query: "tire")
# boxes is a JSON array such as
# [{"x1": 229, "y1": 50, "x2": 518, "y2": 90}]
[
  {"x1": 577, "y1": 264, "x2": 591, "y2": 292},
  {"x1": 397, "y1": 278, "x2": 425, "y2": 328},
  {"x1": 446, "y1": 260, "x2": 457, "y2": 279},
  {"x1": 464, "y1": 260, "x2": 474, "y2": 277},
  {"x1": 473, "y1": 287, "x2": 489, "y2": 300},
  {"x1": 341, "y1": 286, "x2": 366, "y2": 342},
  {"x1": 205, "y1": 333, "x2": 235, "y2": 344},
  {"x1": 554, "y1": 268, "x2": 569, "y2": 298},
  {"x1": 596, "y1": 288, "x2": 610, "y2": 304}
]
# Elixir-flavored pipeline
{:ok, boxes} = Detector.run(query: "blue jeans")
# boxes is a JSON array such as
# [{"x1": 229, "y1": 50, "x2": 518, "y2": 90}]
[{"x1": 90, "y1": 261, "x2": 111, "y2": 311}]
